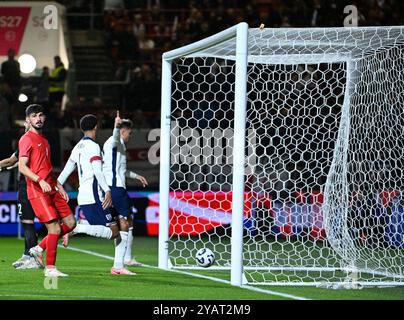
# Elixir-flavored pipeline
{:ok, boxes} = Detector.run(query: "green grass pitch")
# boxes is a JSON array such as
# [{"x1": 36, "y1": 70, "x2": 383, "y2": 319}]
[{"x1": 1, "y1": 236, "x2": 404, "y2": 300}]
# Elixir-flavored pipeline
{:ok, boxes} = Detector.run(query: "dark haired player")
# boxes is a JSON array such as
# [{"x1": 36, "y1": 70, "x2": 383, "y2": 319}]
[
  {"x1": 18, "y1": 104, "x2": 76, "y2": 277},
  {"x1": 57, "y1": 113, "x2": 135, "y2": 275},
  {"x1": 103, "y1": 111, "x2": 148, "y2": 268}
]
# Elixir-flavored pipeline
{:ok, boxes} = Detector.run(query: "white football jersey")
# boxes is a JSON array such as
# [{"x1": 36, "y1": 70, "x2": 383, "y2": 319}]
[
  {"x1": 69, "y1": 137, "x2": 107, "y2": 205},
  {"x1": 103, "y1": 128, "x2": 127, "y2": 189}
]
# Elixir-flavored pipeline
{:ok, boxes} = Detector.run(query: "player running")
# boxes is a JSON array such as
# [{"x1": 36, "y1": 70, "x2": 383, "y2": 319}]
[
  {"x1": 1, "y1": 124, "x2": 41, "y2": 269},
  {"x1": 103, "y1": 111, "x2": 148, "y2": 267},
  {"x1": 18, "y1": 104, "x2": 76, "y2": 277},
  {"x1": 57, "y1": 114, "x2": 135, "y2": 275}
]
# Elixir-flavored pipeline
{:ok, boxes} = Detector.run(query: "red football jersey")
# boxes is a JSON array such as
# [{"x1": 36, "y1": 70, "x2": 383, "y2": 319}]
[{"x1": 18, "y1": 130, "x2": 55, "y2": 199}]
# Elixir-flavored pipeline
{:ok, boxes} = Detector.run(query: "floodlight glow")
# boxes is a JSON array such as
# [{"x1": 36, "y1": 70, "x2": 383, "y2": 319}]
[
  {"x1": 18, "y1": 54, "x2": 37, "y2": 74},
  {"x1": 18, "y1": 93, "x2": 28, "y2": 102}
]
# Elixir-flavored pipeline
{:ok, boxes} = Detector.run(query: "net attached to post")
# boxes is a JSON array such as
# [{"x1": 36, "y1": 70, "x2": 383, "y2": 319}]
[{"x1": 165, "y1": 26, "x2": 404, "y2": 287}]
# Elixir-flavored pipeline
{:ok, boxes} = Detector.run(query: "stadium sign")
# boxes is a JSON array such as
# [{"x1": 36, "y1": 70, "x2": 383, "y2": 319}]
[{"x1": 0, "y1": 2, "x2": 69, "y2": 74}]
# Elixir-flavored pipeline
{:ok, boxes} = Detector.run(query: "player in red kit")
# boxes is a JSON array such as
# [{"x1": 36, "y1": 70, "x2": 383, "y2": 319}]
[{"x1": 18, "y1": 104, "x2": 76, "y2": 277}]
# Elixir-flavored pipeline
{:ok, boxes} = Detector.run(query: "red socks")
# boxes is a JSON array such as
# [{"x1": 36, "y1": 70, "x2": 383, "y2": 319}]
[
  {"x1": 38, "y1": 236, "x2": 47, "y2": 250},
  {"x1": 60, "y1": 223, "x2": 73, "y2": 236},
  {"x1": 46, "y1": 233, "x2": 59, "y2": 266},
  {"x1": 37, "y1": 224, "x2": 74, "y2": 267}
]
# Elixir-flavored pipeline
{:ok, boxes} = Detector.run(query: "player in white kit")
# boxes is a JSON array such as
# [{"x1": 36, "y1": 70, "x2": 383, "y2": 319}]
[
  {"x1": 103, "y1": 111, "x2": 148, "y2": 267},
  {"x1": 57, "y1": 114, "x2": 135, "y2": 275}
]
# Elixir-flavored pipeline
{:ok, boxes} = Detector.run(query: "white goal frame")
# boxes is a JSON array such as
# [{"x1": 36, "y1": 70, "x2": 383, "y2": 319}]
[
  {"x1": 158, "y1": 22, "x2": 404, "y2": 287},
  {"x1": 159, "y1": 23, "x2": 248, "y2": 286}
]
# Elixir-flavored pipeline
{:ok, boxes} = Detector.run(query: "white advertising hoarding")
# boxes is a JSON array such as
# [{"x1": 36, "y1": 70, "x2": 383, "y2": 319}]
[{"x1": 0, "y1": 1, "x2": 69, "y2": 75}]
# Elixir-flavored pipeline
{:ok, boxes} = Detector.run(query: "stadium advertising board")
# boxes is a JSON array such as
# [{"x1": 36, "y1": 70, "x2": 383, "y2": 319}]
[
  {"x1": 1, "y1": 190, "x2": 403, "y2": 245},
  {"x1": 145, "y1": 191, "x2": 328, "y2": 239},
  {"x1": 0, "y1": 2, "x2": 69, "y2": 72},
  {"x1": 0, "y1": 191, "x2": 150, "y2": 236},
  {"x1": 0, "y1": 192, "x2": 42, "y2": 235},
  {"x1": 0, "y1": 190, "x2": 329, "y2": 238}
]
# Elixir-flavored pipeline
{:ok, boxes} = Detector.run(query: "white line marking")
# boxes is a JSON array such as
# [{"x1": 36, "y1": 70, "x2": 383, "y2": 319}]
[
  {"x1": 0, "y1": 293, "x2": 127, "y2": 300},
  {"x1": 62, "y1": 245, "x2": 310, "y2": 300}
]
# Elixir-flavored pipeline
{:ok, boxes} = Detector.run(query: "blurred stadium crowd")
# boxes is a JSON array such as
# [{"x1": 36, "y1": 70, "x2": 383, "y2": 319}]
[{"x1": 0, "y1": 0, "x2": 403, "y2": 188}]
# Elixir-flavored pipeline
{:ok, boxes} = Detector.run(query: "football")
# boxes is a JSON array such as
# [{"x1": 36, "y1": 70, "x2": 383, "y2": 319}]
[{"x1": 195, "y1": 248, "x2": 215, "y2": 268}]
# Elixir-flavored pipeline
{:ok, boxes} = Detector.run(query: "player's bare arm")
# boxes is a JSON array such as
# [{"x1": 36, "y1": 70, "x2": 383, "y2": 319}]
[
  {"x1": 102, "y1": 191, "x2": 113, "y2": 210},
  {"x1": 126, "y1": 171, "x2": 148, "y2": 188},
  {"x1": 115, "y1": 110, "x2": 122, "y2": 128},
  {"x1": 6, "y1": 162, "x2": 19, "y2": 170},
  {"x1": 111, "y1": 110, "x2": 123, "y2": 148},
  {"x1": 136, "y1": 175, "x2": 148, "y2": 187},
  {"x1": 56, "y1": 181, "x2": 69, "y2": 202},
  {"x1": 0, "y1": 154, "x2": 18, "y2": 171},
  {"x1": 19, "y1": 156, "x2": 52, "y2": 193}
]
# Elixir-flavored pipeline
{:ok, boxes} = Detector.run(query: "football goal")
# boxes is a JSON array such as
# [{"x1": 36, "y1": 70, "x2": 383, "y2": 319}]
[{"x1": 158, "y1": 22, "x2": 404, "y2": 287}]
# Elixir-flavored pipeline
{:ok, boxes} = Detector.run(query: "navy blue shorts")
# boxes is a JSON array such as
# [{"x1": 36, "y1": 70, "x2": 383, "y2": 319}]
[
  {"x1": 80, "y1": 203, "x2": 115, "y2": 226},
  {"x1": 110, "y1": 186, "x2": 132, "y2": 219}
]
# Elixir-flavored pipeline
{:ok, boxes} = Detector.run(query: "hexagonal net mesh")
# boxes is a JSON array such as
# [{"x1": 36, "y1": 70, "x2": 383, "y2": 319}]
[{"x1": 165, "y1": 26, "x2": 404, "y2": 286}]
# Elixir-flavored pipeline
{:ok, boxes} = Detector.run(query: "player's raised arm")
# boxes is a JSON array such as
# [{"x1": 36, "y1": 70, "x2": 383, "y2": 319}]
[
  {"x1": 116, "y1": 110, "x2": 120, "y2": 124},
  {"x1": 112, "y1": 110, "x2": 122, "y2": 147}
]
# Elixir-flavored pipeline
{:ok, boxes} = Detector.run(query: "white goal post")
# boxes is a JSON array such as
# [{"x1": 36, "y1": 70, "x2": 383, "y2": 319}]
[{"x1": 159, "y1": 22, "x2": 404, "y2": 287}]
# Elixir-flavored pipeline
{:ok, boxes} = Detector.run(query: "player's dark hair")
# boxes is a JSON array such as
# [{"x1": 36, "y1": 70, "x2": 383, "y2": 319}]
[
  {"x1": 25, "y1": 104, "x2": 44, "y2": 117},
  {"x1": 80, "y1": 114, "x2": 98, "y2": 131},
  {"x1": 121, "y1": 119, "x2": 133, "y2": 130}
]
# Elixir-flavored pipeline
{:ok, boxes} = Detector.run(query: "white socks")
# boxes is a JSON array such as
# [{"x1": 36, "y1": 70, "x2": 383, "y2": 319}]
[
  {"x1": 124, "y1": 227, "x2": 134, "y2": 262},
  {"x1": 113, "y1": 231, "x2": 128, "y2": 269},
  {"x1": 74, "y1": 224, "x2": 113, "y2": 239}
]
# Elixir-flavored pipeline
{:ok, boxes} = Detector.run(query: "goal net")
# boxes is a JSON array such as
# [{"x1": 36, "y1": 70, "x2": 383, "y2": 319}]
[{"x1": 159, "y1": 23, "x2": 404, "y2": 287}]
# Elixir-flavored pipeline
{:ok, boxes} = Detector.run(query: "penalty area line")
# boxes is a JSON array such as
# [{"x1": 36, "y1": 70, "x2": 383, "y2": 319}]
[{"x1": 62, "y1": 245, "x2": 310, "y2": 300}]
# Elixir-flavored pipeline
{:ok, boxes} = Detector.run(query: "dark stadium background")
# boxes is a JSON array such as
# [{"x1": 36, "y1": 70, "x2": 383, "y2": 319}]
[{"x1": 1, "y1": 0, "x2": 404, "y2": 237}]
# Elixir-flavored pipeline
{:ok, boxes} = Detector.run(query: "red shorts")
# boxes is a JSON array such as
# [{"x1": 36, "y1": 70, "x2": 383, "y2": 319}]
[{"x1": 29, "y1": 191, "x2": 72, "y2": 223}]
